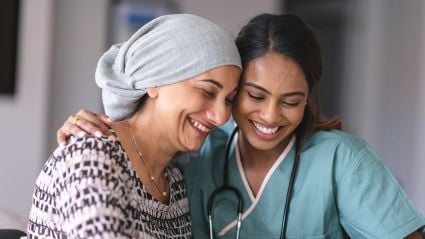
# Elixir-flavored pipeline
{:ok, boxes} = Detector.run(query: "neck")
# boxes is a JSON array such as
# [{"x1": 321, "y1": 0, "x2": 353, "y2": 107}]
[
  {"x1": 238, "y1": 132, "x2": 292, "y2": 170},
  {"x1": 114, "y1": 114, "x2": 176, "y2": 177}
]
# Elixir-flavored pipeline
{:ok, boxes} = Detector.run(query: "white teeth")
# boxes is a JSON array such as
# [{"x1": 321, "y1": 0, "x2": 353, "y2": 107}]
[
  {"x1": 252, "y1": 121, "x2": 279, "y2": 135},
  {"x1": 189, "y1": 119, "x2": 211, "y2": 133}
]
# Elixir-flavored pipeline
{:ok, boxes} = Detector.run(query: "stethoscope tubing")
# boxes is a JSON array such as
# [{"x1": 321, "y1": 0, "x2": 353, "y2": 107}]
[
  {"x1": 207, "y1": 127, "x2": 243, "y2": 239},
  {"x1": 207, "y1": 126, "x2": 299, "y2": 239},
  {"x1": 280, "y1": 140, "x2": 301, "y2": 238}
]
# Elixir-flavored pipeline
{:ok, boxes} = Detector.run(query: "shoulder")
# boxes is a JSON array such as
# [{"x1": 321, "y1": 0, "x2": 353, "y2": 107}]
[
  {"x1": 61, "y1": 135, "x2": 121, "y2": 156},
  {"x1": 59, "y1": 135, "x2": 122, "y2": 159},
  {"x1": 303, "y1": 130, "x2": 383, "y2": 179},
  {"x1": 307, "y1": 130, "x2": 370, "y2": 152},
  {"x1": 44, "y1": 136, "x2": 126, "y2": 183},
  {"x1": 305, "y1": 130, "x2": 377, "y2": 162}
]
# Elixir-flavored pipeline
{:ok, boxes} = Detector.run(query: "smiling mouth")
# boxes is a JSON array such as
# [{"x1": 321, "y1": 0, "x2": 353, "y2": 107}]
[
  {"x1": 189, "y1": 118, "x2": 211, "y2": 134},
  {"x1": 251, "y1": 121, "x2": 280, "y2": 135}
]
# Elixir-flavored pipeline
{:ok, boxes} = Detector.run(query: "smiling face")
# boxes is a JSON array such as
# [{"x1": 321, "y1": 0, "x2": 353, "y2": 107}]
[
  {"x1": 150, "y1": 65, "x2": 241, "y2": 152},
  {"x1": 233, "y1": 52, "x2": 308, "y2": 154}
]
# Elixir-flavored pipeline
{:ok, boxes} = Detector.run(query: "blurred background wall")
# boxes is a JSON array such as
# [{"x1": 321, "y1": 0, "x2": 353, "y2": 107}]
[{"x1": 0, "y1": 0, "x2": 423, "y2": 230}]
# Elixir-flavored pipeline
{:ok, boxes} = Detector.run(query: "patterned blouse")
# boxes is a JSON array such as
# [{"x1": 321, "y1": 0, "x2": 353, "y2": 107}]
[{"x1": 27, "y1": 136, "x2": 192, "y2": 238}]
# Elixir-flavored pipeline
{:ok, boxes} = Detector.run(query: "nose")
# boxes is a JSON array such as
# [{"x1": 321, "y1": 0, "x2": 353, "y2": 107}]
[
  {"x1": 259, "y1": 101, "x2": 281, "y2": 124},
  {"x1": 205, "y1": 99, "x2": 231, "y2": 126}
]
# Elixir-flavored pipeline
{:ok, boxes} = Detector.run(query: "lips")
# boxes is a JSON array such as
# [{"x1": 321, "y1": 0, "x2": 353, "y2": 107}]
[
  {"x1": 252, "y1": 121, "x2": 279, "y2": 135},
  {"x1": 189, "y1": 118, "x2": 212, "y2": 134},
  {"x1": 249, "y1": 120, "x2": 282, "y2": 141}
]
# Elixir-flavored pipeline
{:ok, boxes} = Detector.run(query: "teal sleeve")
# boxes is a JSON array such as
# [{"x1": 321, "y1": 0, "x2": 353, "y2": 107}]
[{"x1": 336, "y1": 143, "x2": 425, "y2": 238}]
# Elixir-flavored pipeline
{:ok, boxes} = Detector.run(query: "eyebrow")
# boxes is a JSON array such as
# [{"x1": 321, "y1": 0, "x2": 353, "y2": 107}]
[
  {"x1": 200, "y1": 79, "x2": 223, "y2": 89},
  {"x1": 244, "y1": 82, "x2": 306, "y2": 97},
  {"x1": 200, "y1": 79, "x2": 239, "y2": 92}
]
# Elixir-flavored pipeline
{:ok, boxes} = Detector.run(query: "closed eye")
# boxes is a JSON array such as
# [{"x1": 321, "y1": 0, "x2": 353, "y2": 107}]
[
  {"x1": 202, "y1": 89, "x2": 215, "y2": 98},
  {"x1": 281, "y1": 101, "x2": 301, "y2": 108},
  {"x1": 248, "y1": 92, "x2": 264, "y2": 101}
]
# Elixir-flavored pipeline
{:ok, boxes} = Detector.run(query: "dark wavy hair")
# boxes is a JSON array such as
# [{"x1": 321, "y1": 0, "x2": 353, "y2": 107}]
[{"x1": 235, "y1": 13, "x2": 341, "y2": 144}]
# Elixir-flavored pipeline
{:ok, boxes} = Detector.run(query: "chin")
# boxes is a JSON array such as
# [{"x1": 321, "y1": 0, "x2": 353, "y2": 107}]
[
  {"x1": 183, "y1": 140, "x2": 204, "y2": 152},
  {"x1": 248, "y1": 136, "x2": 286, "y2": 152},
  {"x1": 252, "y1": 143, "x2": 278, "y2": 151}
]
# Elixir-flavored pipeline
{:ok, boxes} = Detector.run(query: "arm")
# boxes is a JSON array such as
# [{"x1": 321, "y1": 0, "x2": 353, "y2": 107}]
[
  {"x1": 57, "y1": 109, "x2": 113, "y2": 145},
  {"x1": 336, "y1": 141, "x2": 425, "y2": 238},
  {"x1": 56, "y1": 137, "x2": 130, "y2": 238}
]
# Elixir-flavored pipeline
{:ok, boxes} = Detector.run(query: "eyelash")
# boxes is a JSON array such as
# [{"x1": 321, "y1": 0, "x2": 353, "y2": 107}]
[
  {"x1": 247, "y1": 92, "x2": 264, "y2": 101},
  {"x1": 202, "y1": 89, "x2": 234, "y2": 105},
  {"x1": 202, "y1": 89, "x2": 214, "y2": 98},
  {"x1": 282, "y1": 102, "x2": 299, "y2": 107},
  {"x1": 248, "y1": 92, "x2": 300, "y2": 107}
]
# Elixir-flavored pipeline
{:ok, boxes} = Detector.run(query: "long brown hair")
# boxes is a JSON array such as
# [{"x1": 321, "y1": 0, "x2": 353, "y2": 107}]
[{"x1": 236, "y1": 13, "x2": 341, "y2": 143}]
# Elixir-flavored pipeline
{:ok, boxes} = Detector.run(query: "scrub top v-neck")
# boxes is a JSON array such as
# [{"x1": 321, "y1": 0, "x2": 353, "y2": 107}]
[{"x1": 178, "y1": 127, "x2": 425, "y2": 239}]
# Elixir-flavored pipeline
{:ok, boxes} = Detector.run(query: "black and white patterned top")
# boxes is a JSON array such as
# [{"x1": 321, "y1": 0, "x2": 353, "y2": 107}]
[{"x1": 27, "y1": 135, "x2": 192, "y2": 238}]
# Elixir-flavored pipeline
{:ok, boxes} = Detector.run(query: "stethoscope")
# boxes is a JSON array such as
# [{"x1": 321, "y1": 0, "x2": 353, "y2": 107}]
[{"x1": 207, "y1": 126, "x2": 301, "y2": 239}]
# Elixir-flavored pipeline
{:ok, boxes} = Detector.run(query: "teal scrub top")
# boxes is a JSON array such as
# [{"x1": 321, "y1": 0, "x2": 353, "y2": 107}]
[{"x1": 178, "y1": 127, "x2": 425, "y2": 239}]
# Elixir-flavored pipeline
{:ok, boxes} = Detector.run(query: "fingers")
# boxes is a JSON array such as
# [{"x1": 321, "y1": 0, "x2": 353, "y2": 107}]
[
  {"x1": 75, "y1": 109, "x2": 112, "y2": 137},
  {"x1": 95, "y1": 112, "x2": 113, "y2": 127},
  {"x1": 57, "y1": 115, "x2": 87, "y2": 145},
  {"x1": 56, "y1": 109, "x2": 115, "y2": 146}
]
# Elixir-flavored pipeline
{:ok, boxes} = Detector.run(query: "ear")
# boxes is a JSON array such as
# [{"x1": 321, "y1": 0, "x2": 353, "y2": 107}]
[{"x1": 146, "y1": 86, "x2": 159, "y2": 98}]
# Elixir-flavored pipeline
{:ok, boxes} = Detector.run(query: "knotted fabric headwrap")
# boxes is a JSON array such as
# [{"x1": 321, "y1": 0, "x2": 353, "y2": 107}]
[{"x1": 95, "y1": 14, "x2": 242, "y2": 121}]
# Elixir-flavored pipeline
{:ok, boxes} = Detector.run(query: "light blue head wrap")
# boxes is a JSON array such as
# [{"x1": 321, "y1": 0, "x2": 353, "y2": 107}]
[{"x1": 95, "y1": 14, "x2": 242, "y2": 120}]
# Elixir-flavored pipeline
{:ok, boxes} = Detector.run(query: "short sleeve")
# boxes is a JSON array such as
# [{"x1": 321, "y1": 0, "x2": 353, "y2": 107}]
[
  {"x1": 336, "y1": 144, "x2": 425, "y2": 238},
  {"x1": 54, "y1": 137, "x2": 132, "y2": 238}
]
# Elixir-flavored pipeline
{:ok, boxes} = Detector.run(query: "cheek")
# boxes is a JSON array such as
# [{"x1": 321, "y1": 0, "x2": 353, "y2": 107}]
[
  {"x1": 233, "y1": 94, "x2": 254, "y2": 116},
  {"x1": 289, "y1": 109, "x2": 305, "y2": 126}
]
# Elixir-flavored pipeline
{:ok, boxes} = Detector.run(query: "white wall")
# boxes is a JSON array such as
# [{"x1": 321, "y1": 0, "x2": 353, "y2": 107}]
[
  {"x1": 179, "y1": 0, "x2": 279, "y2": 37},
  {"x1": 341, "y1": 0, "x2": 425, "y2": 214},
  {"x1": 0, "y1": 0, "x2": 108, "y2": 228},
  {"x1": 0, "y1": 0, "x2": 54, "y2": 229},
  {"x1": 47, "y1": 0, "x2": 108, "y2": 153},
  {"x1": 413, "y1": 0, "x2": 425, "y2": 214}
]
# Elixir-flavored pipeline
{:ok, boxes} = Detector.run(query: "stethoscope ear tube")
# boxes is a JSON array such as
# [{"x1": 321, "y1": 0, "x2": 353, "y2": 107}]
[{"x1": 207, "y1": 127, "x2": 243, "y2": 239}]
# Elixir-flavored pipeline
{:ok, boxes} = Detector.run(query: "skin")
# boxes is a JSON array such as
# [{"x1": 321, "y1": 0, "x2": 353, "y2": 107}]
[
  {"x1": 57, "y1": 56, "x2": 423, "y2": 239},
  {"x1": 65, "y1": 65, "x2": 240, "y2": 204},
  {"x1": 232, "y1": 52, "x2": 308, "y2": 196},
  {"x1": 142, "y1": 66, "x2": 240, "y2": 154}
]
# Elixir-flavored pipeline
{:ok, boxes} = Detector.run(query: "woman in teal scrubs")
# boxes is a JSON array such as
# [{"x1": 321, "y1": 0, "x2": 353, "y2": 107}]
[{"x1": 57, "y1": 13, "x2": 425, "y2": 238}]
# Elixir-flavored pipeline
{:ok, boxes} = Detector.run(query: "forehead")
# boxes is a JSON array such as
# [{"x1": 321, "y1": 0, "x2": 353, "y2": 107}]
[
  {"x1": 190, "y1": 65, "x2": 240, "y2": 85},
  {"x1": 243, "y1": 52, "x2": 308, "y2": 92}
]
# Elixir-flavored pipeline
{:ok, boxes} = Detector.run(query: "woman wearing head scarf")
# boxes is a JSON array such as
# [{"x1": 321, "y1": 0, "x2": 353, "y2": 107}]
[{"x1": 27, "y1": 14, "x2": 241, "y2": 238}]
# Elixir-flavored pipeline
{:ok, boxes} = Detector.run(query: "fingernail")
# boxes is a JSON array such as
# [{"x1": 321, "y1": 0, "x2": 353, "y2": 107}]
[
  {"x1": 94, "y1": 131, "x2": 103, "y2": 137},
  {"x1": 78, "y1": 131, "x2": 86, "y2": 137},
  {"x1": 59, "y1": 142, "x2": 66, "y2": 147},
  {"x1": 107, "y1": 118, "x2": 113, "y2": 123}
]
